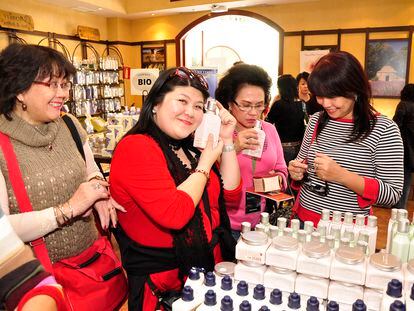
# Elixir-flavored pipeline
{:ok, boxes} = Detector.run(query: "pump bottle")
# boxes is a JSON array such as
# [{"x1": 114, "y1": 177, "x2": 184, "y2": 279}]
[
  {"x1": 242, "y1": 120, "x2": 265, "y2": 158},
  {"x1": 194, "y1": 98, "x2": 221, "y2": 149}
]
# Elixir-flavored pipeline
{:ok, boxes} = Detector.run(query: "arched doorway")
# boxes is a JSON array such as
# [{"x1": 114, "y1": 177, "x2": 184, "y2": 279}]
[{"x1": 176, "y1": 10, "x2": 284, "y2": 97}]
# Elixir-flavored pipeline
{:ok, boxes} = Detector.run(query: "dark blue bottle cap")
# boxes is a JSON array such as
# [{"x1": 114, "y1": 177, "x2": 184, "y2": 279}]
[
  {"x1": 327, "y1": 301, "x2": 340, "y2": 311},
  {"x1": 258, "y1": 306, "x2": 270, "y2": 311},
  {"x1": 237, "y1": 281, "x2": 249, "y2": 296},
  {"x1": 288, "y1": 292, "x2": 301, "y2": 309},
  {"x1": 253, "y1": 284, "x2": 266, "y2": 300},
  {"x1": 306, "y1": 296, "x2": 319, "y2": 311},
  {"x1": 188, "y1": 267, "x2": 200, "y2": 280},
  {"x1": 411, "y1": 283, "x2": 414, "y2": 300},
  {"x1": 389, "y1": 300, "x2": 406, "y2": 311},
  {"x1": 239, "y1": 300, "x2": 251, "y2": 311},
  {"x1": 270, "y1": 289, "x2": 282, "y2": 305},
  {"x1": 204, "y1": 290, "x2": 216, "y2": 306},
  {"x1": 181, "y1": 286, "x2": 194, "y2": 302},
  {"x1": 205, "y1": 272, "x2": 216, "y2": 287},
  {"x1": 386, "y1": 279, "x2": 403, "y2": 298},
  {"x1": 221, "y1": 295, "x2": 234, "y2": 311},
  {"x1": 221, "y1": 275, "x2": 233, "y2": 291},
  {"x1": 352, "y1": 299, "x2": 366, "y2": 311}
]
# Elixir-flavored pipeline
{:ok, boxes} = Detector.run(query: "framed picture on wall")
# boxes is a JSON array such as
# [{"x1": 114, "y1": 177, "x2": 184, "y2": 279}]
[{"x1": 365, "y1": 38, "x2": 411, "y2": 98}]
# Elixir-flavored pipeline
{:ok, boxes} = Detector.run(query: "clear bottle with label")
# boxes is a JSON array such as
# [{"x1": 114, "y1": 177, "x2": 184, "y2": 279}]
[
  {"x1": 353, "y1": 215, "x2": 366, "y2": 242},
  {"x1": 365, "y1": 252, "x2": 403, "y2": 290},
  {"x1": 366, "y1": 216, "x2": 378, "y2": 255},
  {"x1": 277, "y1": 217, "x2": 287, "y2": 236},
  {"x1": 263, "y1": 266, "x2": 296, "y2": 292},
  {"x1": 330, "y1": 245, "x2": 366, "y2": 285},
  {"x1": 329, "y1": 211, "x2": 343, "y2": 234},
  {"x1": 193, "y1": 98, "x2": 221, "y2": 149},
  {"x1": 328, "y1": 281, "x2": 364, "y2": 306},
  {"x1": 341, "y1": 212, "x2": 354, "y2": 236},
  {"x1": 391, "y1": 219, "x2": 410, "y2": 263},
  {"x1": 387, "y1": 209, "x2": 399, "y2": 253},
  {"x1": 318, "y1": 209, "x2": 331, "y2": 232},
  {"x1": 234, "y1": 260, "x2": 267, "y2": 285},
  {"x1": 235, "y1": 231, "x2": 271, "y2": 264},
  {"x1": 297, "y1": 240, "x2": 332, "y2": 278},
  {"x1": 242, "y1": 120, "x2": 266, "y2": 158},
  {"x1": 380, "y1": 279, "x2": 404, "y2": 311}
]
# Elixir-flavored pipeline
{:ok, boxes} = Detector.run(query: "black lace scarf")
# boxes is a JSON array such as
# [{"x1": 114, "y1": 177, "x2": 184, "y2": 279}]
[{"x1": 146, "y1": 125, "x2": 233, "y2": 281}]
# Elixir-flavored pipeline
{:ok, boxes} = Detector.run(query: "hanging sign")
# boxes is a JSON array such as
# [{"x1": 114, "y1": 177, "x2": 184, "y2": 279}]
[
  {"x1": 130, "y1": 69, "x2": 159, "y2": 95},
  {"x1": 77, "y1": 25, "x2": 100, "y2": 41},
  {"x1": 0, "y1": 10, "x2": 34, "y2": 31},
  {"x1": 300, "y1": 49, "x2": 330, "y2": 73}
]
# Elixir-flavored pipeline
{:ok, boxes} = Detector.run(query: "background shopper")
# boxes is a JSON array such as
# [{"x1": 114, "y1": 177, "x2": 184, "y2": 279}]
[{"x1": 296, "y1": 71, "x2": 324, "y2": 119}]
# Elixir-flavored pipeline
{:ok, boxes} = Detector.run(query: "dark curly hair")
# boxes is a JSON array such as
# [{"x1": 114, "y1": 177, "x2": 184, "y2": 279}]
[
  {"x1": 215, "y1": 63, "x2": 272, "y2": 109},
  {"x1": 400, "y1": 84, "x2": 414, "y2": 102},
  {"x1": 277, "y1": 74, "x2": 299, "y2": 103},
  {"x1": 0, "y1": 43, "x2": 75, "y2": 120}
]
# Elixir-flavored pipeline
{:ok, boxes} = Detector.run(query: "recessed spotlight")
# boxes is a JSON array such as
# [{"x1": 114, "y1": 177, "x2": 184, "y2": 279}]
[
  {"x1": 151, "y1": 13, "x2": 155, "y2": 16},
  {"x1": 97, "y1": 7, "x2": 103, "y2": 11}
]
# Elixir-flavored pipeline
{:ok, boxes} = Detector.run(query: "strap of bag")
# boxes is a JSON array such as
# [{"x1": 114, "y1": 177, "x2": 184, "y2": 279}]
[
  {"x1": 62, "y1": 114, "x2": 85, "y2": 161},
  {"x1": 0, "y1": 132, "x2": 54, "y2": 272}
]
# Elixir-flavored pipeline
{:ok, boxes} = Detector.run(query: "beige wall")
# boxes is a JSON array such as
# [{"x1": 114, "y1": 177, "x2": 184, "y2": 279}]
[{"x1": 0, "y1": 0, "x2": 413, "y2": 114}]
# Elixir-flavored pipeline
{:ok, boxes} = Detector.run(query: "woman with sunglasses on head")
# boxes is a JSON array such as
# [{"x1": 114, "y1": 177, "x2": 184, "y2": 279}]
[
  {"x1": 215, "y1": 63, "x2": 287, "y2": 240},
  {"x1": 0, "y1": 44, "x2": 126, "y2": 310},
  {"x1": 109, "y1": 67, "x2": 241, "y2": 310},
  {"x1": 288, "y1": 51, "x2": 404, "y2": 226}
]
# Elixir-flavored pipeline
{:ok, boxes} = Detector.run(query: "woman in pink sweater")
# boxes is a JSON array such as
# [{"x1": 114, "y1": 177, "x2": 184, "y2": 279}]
[{"x1": 215, "y1": 63, "x2": 288, "y2": 239}]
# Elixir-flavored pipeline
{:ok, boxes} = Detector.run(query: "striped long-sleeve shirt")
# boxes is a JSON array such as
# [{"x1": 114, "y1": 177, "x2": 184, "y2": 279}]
[{"x1": 296, "y1": 112, "x2": 403, "y2": 218}]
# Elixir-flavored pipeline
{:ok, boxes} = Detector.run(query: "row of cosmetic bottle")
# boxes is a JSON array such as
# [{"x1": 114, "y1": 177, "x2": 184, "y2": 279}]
[
  {"x1": 193, "y1": 98, "x2": 266, "y2": 158},
  {"x1": 386, "y1": 209, "x2": 414, "y2": 263}
]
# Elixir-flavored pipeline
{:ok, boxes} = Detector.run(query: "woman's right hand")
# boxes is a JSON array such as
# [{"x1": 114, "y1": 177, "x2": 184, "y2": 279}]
[
  {"x1": 70, "y1": 180, "x2": 109, "y2": 217},
  {"x1": 197, "y1": 134, "x2": 224, "y2": 171},
  {"x1": 235, "y1": 128, "x2": 259, "y2": 152},
  {"x1": 288, "y1": 159, "x2": 308, "y2": 181}
]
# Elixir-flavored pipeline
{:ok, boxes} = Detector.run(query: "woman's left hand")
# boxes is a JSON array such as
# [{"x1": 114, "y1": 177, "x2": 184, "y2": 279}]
[
  {"x1": 94, "y1": 197, "x2": 126, "y2": 230},
  {"x1": 314, "y1": 152, "x2": 345, "y2": 183},
  {"x1": 216, "y1": 101, "x2": 237, "y2": 141}
]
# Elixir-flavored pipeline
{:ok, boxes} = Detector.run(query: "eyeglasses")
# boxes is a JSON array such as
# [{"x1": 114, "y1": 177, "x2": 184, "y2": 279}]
[
  {"x1": 302, "y1": 172, "x2": 330, "y2": 196},
  {"x1": 169, "y1": 67, "x2": 209, "y2": 91},
  {"x1": 33, "y1": 81, "x2": 72, "y2": 92},
  {"x1": 232, "y1": 100, "x2": 265, "y2": 112}
]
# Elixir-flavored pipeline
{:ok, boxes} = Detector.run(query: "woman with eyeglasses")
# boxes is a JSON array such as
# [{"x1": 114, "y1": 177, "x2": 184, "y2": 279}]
[
  {"x1": 266, "y1": 74, "x2": 307, "y2": 165},
  {"x1": 215, "y1": 63, "x2": 287, "y2": 240},
  {"x1": 109, "y1": 67, "x2": 241, "y2": 310},
  {"x1": 0, "y1": 44, "x2": 126, "y2": 309},
  {"x1": 288, "y1": 51, "x2": 404, "y2": 226}
]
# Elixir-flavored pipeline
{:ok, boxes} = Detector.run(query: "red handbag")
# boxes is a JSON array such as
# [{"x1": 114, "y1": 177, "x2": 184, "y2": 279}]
[{"x1": 0, "y1": 132, "x2": 127, "y2": 311}]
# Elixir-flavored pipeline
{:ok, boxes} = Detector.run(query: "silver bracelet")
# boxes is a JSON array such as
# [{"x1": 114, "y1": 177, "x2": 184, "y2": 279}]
[{"x1": 222, "y1": 144, "x2": 235, "y2": 152}]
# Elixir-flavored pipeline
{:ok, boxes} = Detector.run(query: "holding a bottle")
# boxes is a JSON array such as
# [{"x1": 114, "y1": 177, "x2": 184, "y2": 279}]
[{"x1": 215, "y1": 63, "x2": 288, "y2": 240}]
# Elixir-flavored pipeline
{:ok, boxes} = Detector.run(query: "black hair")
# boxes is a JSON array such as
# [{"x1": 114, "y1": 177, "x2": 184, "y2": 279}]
[
  {"x1": 0, "y1": 43, "x2": 75, "y2": 120},
  {"x1": 400, "y1": 84, "x2": 414, "y2": 102},
  {"x1": 308, "y1": 51, "x2": 376, "y2": 142},
  {"x1": 296, "y1": 71, "x2": 310, "y2": 84},
  {"x1": 127, "y1": 67, "x2": 210, "y2": 137},
  {"x1": 277, "y1": 74, "x2": 298, "y2": 104},
  {"x1": 215, "y1": 63, "x2": 272, "y2": 109}
]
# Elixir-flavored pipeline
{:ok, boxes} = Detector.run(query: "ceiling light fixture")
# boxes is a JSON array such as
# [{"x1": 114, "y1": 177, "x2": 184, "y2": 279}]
[{"x1": 210, "y1": 4, "x2": 228, "y2": 13}]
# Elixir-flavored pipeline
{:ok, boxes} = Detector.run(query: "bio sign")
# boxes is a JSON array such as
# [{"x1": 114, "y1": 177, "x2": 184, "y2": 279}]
[{"x1": 130, "y1": 69, "x2": 159, "y2": 95}]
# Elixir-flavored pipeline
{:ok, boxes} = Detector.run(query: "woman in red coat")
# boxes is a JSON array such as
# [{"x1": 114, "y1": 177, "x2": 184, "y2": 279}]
[{"x1": 110, "y1": 67, "x2": 242, "y2": 310}]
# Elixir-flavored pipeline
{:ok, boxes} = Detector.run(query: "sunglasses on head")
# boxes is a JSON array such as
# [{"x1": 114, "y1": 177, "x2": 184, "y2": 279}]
[{"x1": 168, "y1": 67, "x2": 209, "y2": 90}]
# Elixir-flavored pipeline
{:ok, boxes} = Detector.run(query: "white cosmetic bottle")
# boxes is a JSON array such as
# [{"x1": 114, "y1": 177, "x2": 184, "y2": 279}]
[
  {"x1": 366, "y1": 215, "x2": 378, "y2": 255},
  {"x1": 318, "y1": 209, "x2": 331, "y2": 232},
  {"x1": 329, "y1": 211, "x2": 342, "y2": 235},
  {"x1": 387, "y1": 209, "x2": 399, "y2": 253},
  {"x1": 193, "y1": 98, "x2": 221, "y2": 149},
  {"x1": 391, "y1": 219, "x2": 410, "y2": 263},
  {"x1": 242, "y1": 120, "x2": 266, "y2": 158},
  {"x1": 341, "y1": 212, "x2": 354, "y2": 237}
]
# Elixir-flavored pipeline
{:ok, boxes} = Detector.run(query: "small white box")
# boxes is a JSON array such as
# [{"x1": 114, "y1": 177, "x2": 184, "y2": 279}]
[{"x1": 253, "y1": 174, "x2": 280, "y2": 193}]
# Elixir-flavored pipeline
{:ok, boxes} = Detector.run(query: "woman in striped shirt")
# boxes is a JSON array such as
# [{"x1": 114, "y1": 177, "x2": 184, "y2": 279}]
[{"x1": 288, "y1": 51, "x2": 404, "y2": 226}]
